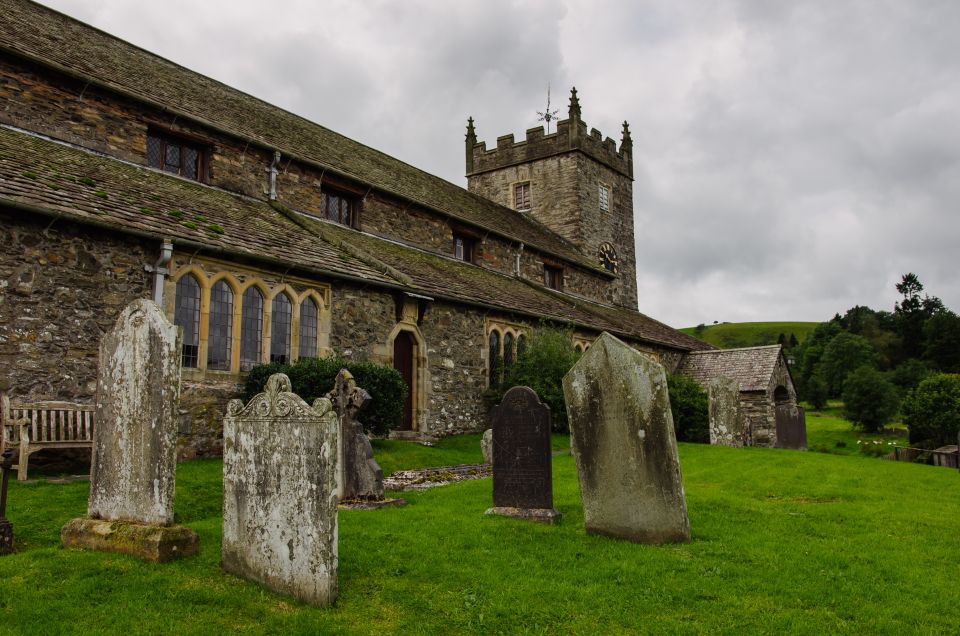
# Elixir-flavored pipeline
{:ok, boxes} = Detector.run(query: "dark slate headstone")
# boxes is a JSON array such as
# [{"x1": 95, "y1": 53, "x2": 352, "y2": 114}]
[{"x1": 485, "y1": 386, "x2": 560, "y2": 523}]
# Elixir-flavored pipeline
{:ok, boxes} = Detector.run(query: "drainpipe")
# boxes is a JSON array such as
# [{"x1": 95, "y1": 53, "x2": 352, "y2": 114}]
[{"x1": 145, "y1": 239, "x2": 174, "y2": 305}]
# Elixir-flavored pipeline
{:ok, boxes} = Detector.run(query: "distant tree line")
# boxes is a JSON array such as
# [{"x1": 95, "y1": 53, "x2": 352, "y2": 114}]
[{"x1": 794, "y1": 273, "x2": 960, "y2": 447}]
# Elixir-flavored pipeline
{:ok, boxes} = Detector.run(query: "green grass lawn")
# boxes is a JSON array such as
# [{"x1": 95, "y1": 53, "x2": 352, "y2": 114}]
[
  {"x1": 680, "y1": 321, "x2": 819, "y2": 349},
  {"x1": 804, "y1": 402, "x2": 907, "y2": 458},
  {"x1": 2, "y1": 440, "x2": 959, "y2": 634},
  {"x1": 373, "y1": 433, "x2": 569, "y2": 476}
]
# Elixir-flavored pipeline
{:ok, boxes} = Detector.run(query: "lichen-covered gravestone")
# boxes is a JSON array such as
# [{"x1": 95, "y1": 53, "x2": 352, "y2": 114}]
[
  {"x1": 222, "y1": 373, "x2": 340, "y2": 607},
  {"x1": 485, "y1": 386, "x2": 561, "y2": 523},
  {"x1": 562, "y1": 332, "x2": 690, "y2": 544},
  {"x1": 708, "y1": 376, "x2": 743, "y2": 447},
  {"x1": 61, "y1": 299, "x2": 199, "y2": 562},
  {"x1": 327, "y1": 369, "x2": 383, "y2": 502},
  {"x1": 481, "y1": 428, "x2": 493, "y2": 465}
]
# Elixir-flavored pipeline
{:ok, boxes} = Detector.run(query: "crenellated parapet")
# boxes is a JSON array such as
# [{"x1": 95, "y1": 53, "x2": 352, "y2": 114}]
[{"x1": 466, "y1": 88, "x2": 633, "y2": 179}]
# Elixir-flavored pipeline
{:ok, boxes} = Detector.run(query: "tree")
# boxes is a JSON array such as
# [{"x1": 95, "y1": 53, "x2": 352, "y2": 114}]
[
  {"x1": 903, "y1": 374, "x2": 960, "y2": 449},
  {"x1": 805, "y1": 372, "x2": 829, "y2": 410},
  {"x1": 777, "y1": 333, "x2": 786, "y2": 347},
  {"x1": 666, "y1": 374, "x2": 709, "y2": 443},
  {"x1": 495, "y1": 326, "x2": 581, "y2": 432},
  {"x1": 894, "y1": 273, "x2": 944, "y2": 362},
  {"x1": 789, "y1": 333, "x2": 799, "y2": 349},
  {"x1": 922, "y1": 311, "x2": 960, "y2": 372},
  {"x1": 820, "y1": 332, "x2": 877, "y2": 395},
  {"x1": 841, "y1": 366, "x2": 900, "y2": 433}
]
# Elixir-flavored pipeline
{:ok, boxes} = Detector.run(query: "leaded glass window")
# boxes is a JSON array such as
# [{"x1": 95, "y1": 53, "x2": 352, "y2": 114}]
[
  {"x1": 517, "y1": 334, "x2": 527, "y2": 360},
  {"x1": 147, "y1": 131, "x2": 206, "y2": 182},
  {"x1": 503, "y1": 332, "x2": 514, "y2": 369},
  {"x1": 174, "y1": 274, "x2": 201, "y2": 368},
  {"x1": 207, "y1": 280, "x2": 233, "y2": 371},
  {"x1": 320, "y1": 190, "x2": 357, "y2": 226},
  {"x1": 240, "y1": 287, "x2": 263, "y2": 371},
  {"x1": 270, "y1": 293, "x2": 292, "y2": 363},
  {"x1": 488, "y1": 330, "x2": 501, "y2": 387},
  {"x1": 299, "y1": 297, "x2": 319, "y2": 359}
]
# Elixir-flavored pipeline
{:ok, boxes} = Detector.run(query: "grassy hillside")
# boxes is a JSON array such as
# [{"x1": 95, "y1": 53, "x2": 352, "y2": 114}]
[
  {"x1": 2, "y1": 439, "x2": 959, "y2": 633},
  {"x1": 680, "y1": 321, "x2": 819, "y2": 349}
]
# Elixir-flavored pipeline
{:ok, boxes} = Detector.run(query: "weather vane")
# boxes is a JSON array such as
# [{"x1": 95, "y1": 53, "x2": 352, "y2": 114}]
[{"x1": 537, "y1": 84, "x2": 559, "y2": 133}]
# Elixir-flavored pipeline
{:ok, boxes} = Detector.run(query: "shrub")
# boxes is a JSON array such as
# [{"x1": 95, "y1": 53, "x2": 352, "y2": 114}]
[
  {"x1": 666, "y1": 374, "x2": 709, "y2": 443},
  {"x1": 243, "y1": 355, "x2": 407, "y2": 437},
  {"x1": 492, "y1": 326, "x2": 581, "y2": 433},
  {"x1": 903, "y1": 373, "x2": 960, "y2": 449},
  {"x1": 841, "y1": 365, "x2": 900, "y2": 433}
]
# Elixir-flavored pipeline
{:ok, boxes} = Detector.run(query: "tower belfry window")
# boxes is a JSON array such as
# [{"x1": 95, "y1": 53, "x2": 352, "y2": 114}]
[
  {"x1": 599, "y1": 184, "x2": 610, "y2": 212},
  {"x1": 514, "y1": 182, "x2": 531, "y2": 211}
]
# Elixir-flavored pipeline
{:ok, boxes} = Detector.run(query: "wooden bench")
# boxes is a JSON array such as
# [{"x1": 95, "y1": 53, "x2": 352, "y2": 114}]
[{"x1": 1, "y1": 394, "x2": 95, "y2": 481}]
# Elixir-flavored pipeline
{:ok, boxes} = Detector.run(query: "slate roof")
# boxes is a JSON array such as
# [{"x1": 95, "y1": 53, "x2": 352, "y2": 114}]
[
  {"x1": 675, "y1": 345, "x2": 787, "y2": 392},
  {"x1": 0, "y1": 125, "x2": 710, "y2": 352},
  {"x1": 0, "y1": 0, "x2": 604, "y2": 274}
]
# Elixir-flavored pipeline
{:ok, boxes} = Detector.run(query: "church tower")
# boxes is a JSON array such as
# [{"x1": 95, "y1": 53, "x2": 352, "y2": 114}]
[{"x1": 465, "y1": 88, "x2": 638, "y2": 309}]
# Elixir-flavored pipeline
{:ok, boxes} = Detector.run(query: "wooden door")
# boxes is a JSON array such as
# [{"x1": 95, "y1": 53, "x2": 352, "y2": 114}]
[{"x1": 393, "y1": 331, "x2": 415, "y2": 431}]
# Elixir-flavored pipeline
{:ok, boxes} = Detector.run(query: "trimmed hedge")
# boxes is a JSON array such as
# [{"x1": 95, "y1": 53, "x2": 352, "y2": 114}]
[{"x1": 243, "y1": 356, "x2": 407, "y2": 437}]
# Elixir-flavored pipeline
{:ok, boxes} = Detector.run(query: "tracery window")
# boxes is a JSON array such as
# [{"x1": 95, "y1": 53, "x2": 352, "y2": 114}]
[
  {"x1": 240, "y1": 287, "x2": 264, "y2": 371},
  {"x1": 488, "y1": 330, "x2": 501, "y2": 387},
  {"x1": 270, "y1": 293, "x2": 292, "y2": 363},
  {"x1": 147, "y1": 130, "x2": 207, "y2": 182},
  {"x1": 174, "y1": 274, "x2": 201, "y2": 368},
  {"x1": 299, "y1": 296, "x2": 319, "y2": 359},
  {"x1": 207, "y1": 280, "x2": 233, "y2": 370}
]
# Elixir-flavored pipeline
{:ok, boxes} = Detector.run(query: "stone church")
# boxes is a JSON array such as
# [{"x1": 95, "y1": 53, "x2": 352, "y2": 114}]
[{"x1": 0, "y1": 1, "x2": 798, "y2": 456}]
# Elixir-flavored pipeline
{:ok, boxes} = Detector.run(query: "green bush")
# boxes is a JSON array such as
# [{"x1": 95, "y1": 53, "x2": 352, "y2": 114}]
[
  {"x1": 805, "y1": 372, "x2": 829, "y2": 410},
  {"x1": 243, "y1": 355, "x2": 407, "y2": 437},
  {"x1": 492, "y1": 326, "x2": 581, "y2": 433},
  {"x1": 666, "y1": 374, "x2": 709, "y2": 443},
  {"x1": 841, "y1": 366, "x2": 900, "y2": 433},
  {"x1": 903, "y1": 373, "x2": 960, "y2": 449}
]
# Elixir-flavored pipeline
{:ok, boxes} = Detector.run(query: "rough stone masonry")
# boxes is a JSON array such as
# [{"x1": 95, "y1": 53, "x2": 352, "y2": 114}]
[
  {"x1": 61, "y1": 299, "x2": 198, "y2": 562},
  {"x1": 222, "y1": 373, "x2": 340, "y2": 607},
  {"x1": 562, "y1": 332, "x2": 690, "y2": 544}
]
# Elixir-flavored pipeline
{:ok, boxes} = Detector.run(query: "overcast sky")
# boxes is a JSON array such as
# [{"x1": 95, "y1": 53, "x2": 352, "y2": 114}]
[{"x1": 42, "y1": 0, "x2": 960, "y2": 328}]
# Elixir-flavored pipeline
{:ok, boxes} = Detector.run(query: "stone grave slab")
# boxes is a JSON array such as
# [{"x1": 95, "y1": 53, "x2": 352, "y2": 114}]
[
  {"x1": 485, "y1": 386, "x2": 560, "y2": 524},
  {"x1": 222, "y1": 373, "x2": 340, "y2": 607},
  {"x1": 562, "y1": 332, "x2": 690, "y2": 544},
  {"x1": 708, "y1": 376, "x2": 743, "y2": 447},
  {"x1": 481, "y1": 428, "x2": 493, "y2": 464},
  {"x1": 61, "y1": 299, "x2": 198, "y2": 562}
]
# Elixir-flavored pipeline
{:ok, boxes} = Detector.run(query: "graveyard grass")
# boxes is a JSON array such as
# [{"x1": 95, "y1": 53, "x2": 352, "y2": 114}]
[{"x1": 4, "y1": 443, "x2": 960, "y2": 633}]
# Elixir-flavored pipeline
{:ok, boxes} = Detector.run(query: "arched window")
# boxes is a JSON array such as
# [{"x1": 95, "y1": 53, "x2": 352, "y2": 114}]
[
  {"x1": 517, "y1": 334, "x2": 527, "y2": 360},
  {"x1": 574, "y1": 343, "x2": 583, "y2": 354},
  {"x1": 299, "y1": 296, "x2": 319, "y2": 359},
  {"x1": 270, "y1": 293, "x2": 292, "y2": 363},
  {"x1": 503, "y1": 332, "x2": 515, "y2": 369},
  {"x1": 488, "y1": 330, "x2": 501, "y2": 387},
  {"x1": 240, "y1": 287, "x2": 263, "y2": 371},
  {"x1": 174, "y1": 274, "x2": 201, "y2": 368},
  {"x1": 207, "y1": 280, "x2": 233, "y2": 370}
]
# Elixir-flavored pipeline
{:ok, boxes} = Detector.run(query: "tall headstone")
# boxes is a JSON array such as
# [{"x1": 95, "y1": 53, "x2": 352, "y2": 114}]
[
  {"x1": 708, "y1": 376, "x2": 742, "y2": 447},
  {"x1": 485, "y1": 386, "x2": 560, "y2": 523},
  {"x1": 61, "y1": 299, "x2": 199, "y2": 562},
  {"x1": 222, "y1": 373, "x2": 340, "y2": 607},
  {"x1": 327, "y1": 369, "x2": 384, "y2": 502},
  {"x1": 562, "y1": 332, "x2": 690, "y2": 544}
]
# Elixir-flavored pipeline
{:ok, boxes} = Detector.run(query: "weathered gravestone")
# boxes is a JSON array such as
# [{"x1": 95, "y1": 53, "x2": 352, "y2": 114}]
[
  {"x1": 326, "y1": 369, "x2": 384, "y2": 502},
  {"x1": 485, "y1": 386, "x2": 560, "y2": 523},
  {"x1": 708, "y1": 376, "x2": 743, "y2": 447},
  {"x1": 562, "y1": 332, "x2": 690, "y2": 544},
  {"x1": 61, "y1": 299, "x2": 199, "y2": 562},
  {"x1": 222, "y1": 373, "x2": 339, "y2": 607},
  {"x1": 481, "y1": 428, "x2": 493, "y2": 465}
]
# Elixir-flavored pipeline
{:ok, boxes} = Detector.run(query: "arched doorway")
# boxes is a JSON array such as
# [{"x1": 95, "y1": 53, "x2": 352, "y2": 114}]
[{"x1": 393, "y1": 330, "x2": 416, "y2": 431}]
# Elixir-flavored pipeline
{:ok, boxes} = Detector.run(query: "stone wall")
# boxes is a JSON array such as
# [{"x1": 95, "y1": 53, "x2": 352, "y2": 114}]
[
  {"x1": 0, "y1": 209, "x2": 152, "y2": 401},
  {"x1": 740, "y1": 392, "x2": 776, "y2": 448}
]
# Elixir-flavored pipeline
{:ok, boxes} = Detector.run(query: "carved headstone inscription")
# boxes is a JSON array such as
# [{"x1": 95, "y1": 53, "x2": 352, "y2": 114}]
[
  {"x1": 708, "y1": 376, "x2": 743, "y2": 447},
  {"x1": 222, "y1": 373, "x2": 340, "y2": 607},
  {"x1": 327, "y1": 369, "x2": 384, "y2": 502},
  {"x1": 61, "y1": 299, "x2": 198, "y2": 562},
  {"x1": 485, "y1": 386, "x2": 560, "y2": 523},
  {"x1": 563, "y1": 332, "x2": 690, "y2": 544}
]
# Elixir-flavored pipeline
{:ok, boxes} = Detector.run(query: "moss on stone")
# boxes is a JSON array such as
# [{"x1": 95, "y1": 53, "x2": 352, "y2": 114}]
[
  {"x1": 94, "y1": 190, "x2": 108, "y2": 199},
  {"x1": 205, "y1": 223, "x2": 224, "y2": 234},
  {"x1": 78, "y1": 176, "x2": 96, "y2": 187},
  {"x1": 21, "y1": 170, "x2": 37, "y2": 179},
  {"x1": 182, "y1": 221, "x2": 198, "y2": 230}
]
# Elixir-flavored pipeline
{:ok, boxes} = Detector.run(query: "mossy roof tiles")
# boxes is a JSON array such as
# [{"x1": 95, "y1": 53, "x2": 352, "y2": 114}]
[
  {"x1": 0, "y1": 126, "x2": 708, "y2": 351},
  {"x1": 0, "y1": 0, "x2": 603, "y2": 273},
  {"x1": 675, "y1": 345, "x2": 786, "y2": 392}
]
